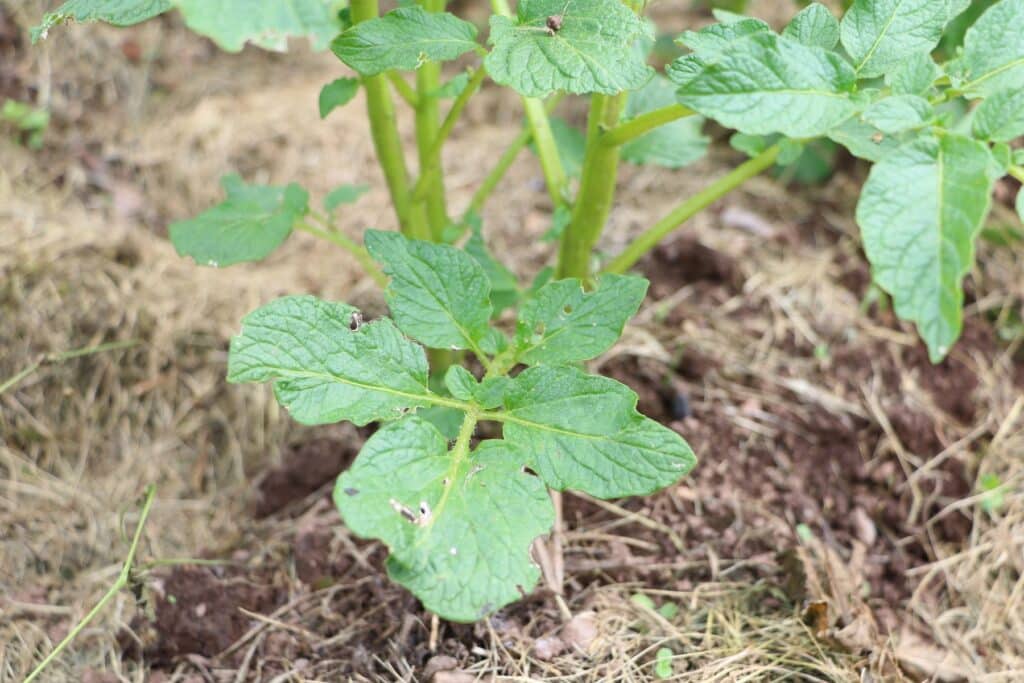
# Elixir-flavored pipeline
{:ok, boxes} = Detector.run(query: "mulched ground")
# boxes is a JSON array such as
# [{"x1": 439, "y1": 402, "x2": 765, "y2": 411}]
[{"x1": 3, "y1": 1, "x2": 1023, "y2": 681}]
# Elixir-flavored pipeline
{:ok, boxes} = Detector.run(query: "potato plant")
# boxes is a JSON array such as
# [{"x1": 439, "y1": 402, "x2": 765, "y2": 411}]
[{"x1": 33, "y1": 0, "x2": 1024, "y2": 621}]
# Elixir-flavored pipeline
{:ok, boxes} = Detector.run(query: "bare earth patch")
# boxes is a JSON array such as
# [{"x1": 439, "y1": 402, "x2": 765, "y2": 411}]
[{"x1": 2, "y1": 1, "x2": 1023, "y2": 681}]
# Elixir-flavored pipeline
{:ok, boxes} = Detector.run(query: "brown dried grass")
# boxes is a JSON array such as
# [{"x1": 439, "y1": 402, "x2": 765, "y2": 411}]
[{"x1": 2, "y1": 1, "x2": 1023, "y2": 681}]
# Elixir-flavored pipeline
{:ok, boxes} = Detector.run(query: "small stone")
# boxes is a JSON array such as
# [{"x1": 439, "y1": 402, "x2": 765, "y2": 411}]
[
  {"x1": 561, "y1": 611, "x2": 598, "y2": 653},
  {"x1": 423, "y1": 655, "x2": 459, "y2": 681},
  {"x1": 533, "y1": 635, "x2": 566, "y2": 660}
]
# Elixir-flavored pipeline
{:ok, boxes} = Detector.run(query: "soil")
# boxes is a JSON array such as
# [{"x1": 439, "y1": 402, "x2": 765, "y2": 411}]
[{"x1": 3, "y1": 1, "x2": 1023, "y2": 680}]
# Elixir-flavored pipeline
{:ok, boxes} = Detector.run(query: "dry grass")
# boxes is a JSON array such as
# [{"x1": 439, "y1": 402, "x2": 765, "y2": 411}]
[{"x1": 2, "y1": 1, "x2": 1023, "y2": 681}]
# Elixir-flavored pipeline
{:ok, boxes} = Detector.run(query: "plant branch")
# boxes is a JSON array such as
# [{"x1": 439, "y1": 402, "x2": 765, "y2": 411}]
[
  {"x1": 24, "y1": 485, "x2": 157, "y2": 683},
  {"x1": 466, "y1": 94, "x2": 564, "y2": 218},
  {"x1": 415, "y1": 0, "x2": 450, "y2": 239},
  {"x1": 294, "y1": 220, "x2": 387, "y2": 286},
  {"x1": 603, "y1": 145, "x2": 781, "y2": 275},
  {"x1": 490, "y1": 0, "x2": 568, "y2": 208},
  {"x1": 350, "y1": 0, "x2": 430, "y2": 240},
  {"x1": 386, "y1": 71, "x2": 419, "y2": 107},
  {"x1": 1009, "y1": 166, "x2": 1024, "y2": 184},
  {"x1": 1, "y1": 339, "x2": 140, "y2": 396},
  {"x1": 412, "y1": 65, "x2": 489, "y2": 203},
  {"x1": 601, "y1": 103, "x2": 696, "y2": 147},
  {"x1": 556, "y1": 92, "x2": 627, "y2": 280}
]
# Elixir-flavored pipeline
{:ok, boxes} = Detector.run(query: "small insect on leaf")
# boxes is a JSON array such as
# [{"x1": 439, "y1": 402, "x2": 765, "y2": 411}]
[{"x1": 546, "y1": 14, "x2": 563, "y2": 35}]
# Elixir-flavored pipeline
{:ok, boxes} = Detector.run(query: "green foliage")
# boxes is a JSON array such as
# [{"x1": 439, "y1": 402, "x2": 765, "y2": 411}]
[
  {"x1": 676, "y1": 33, "x2": 858, "y2": 138},
  {"x1": 2, "y1": 100, "x2": 50, "y2": 149},
  {"x1": 947, "y1": 0, "x2": 1024, "y2": 97},
  {"x1": 168, "y1": 174, "x2": 309, "y2": 267},
  {"x1": 335, "y1": 418, "x2": 553, "y2": 622},
  {"x1": 485, "y1": 0, "x2": 654, "y2": 97},
  {"x1": 34, "y1": 0, "x2": 342, "y2": 51},
  {"x1": 839, "y1": 0, "x2": 949, "y2": 78},
  {"x1": 331, "y1": 7, "x2": 478, "y2": 76},
  {"x1": 319, "y1": 77, "x2": 360, "y2": 119},
  {"x1": 32, "y1": 0, "x2": 171, "y2": 42},
  {"x1": 783, "y1": 3, "x2": 840, "y2": 49},
  {"x1": 856, "y1": 134, "x2": 997, "y2": 361},
  {"x1": 620, "y1": 76, "x2": 709, "y2": 169},
  {"x1": 230, "y1": 232, "x2": 695, "y2": 620}
]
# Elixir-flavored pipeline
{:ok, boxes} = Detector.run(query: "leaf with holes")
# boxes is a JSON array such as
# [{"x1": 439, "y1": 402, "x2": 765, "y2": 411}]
[
  {"x1": 515, "y1": 274, "x2": 648, "y2": 365},
  {"x1": 501, "y1": 366, "x2": 697, "y2": 498},
  {"x1": 227, "y1": 296, "x2": 433, "y2": 426},
  {"x1": 334, "y1": 417, "x2": 553, "y2": 622},
  {"x1": 485, "y1": 0, "x2": 654, "y2": 97}
]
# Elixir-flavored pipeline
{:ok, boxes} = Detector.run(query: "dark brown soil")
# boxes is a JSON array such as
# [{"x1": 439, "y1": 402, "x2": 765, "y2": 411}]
[{"x1": 252, "y1": 436, "x2": 360, "y2": 518}]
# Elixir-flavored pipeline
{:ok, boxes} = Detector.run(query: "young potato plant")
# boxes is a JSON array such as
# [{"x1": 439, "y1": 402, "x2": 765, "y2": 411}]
[{"x1": 33, "y1": 0, "x2": 1024, "y2": 619}]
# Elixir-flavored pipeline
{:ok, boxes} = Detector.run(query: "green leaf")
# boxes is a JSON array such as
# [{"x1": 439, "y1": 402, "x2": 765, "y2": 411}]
[
  {"x1": 1016, "y1": 150, "x2": 1024, "y2": 166},
  {"x1": 839, "y1": 0, "x2": 949, "y2": 79},
  {"x1": 485, "y1": 0, "x2": 654, "y2": 97},
  {"x1": 666, "y1": 54, "x2": 707, "y2": 88},
  {"x1": 227, "y1": 296, "x2": 433, "y2": 425},
  {"x1": 978, "y1": 472, "x2": 1005, "y2": 513},
  {"x1": 500, "y1": 366, "x2": 697, "y2": 498},
  {"x1": 856, "y1": 134, "x2": 996, "y2": 361},
  {"x1": 432, "y1": 72, "x2": 471, "y2": 99},
  {"x1": 323, "y1": 184, "x2": 370, "y2": 213},
  {"x1": 947, "y1": 0, "x2": 1024, "y2": 97},
  {"x1": 173, "y1": 0, "x2": 342, "y2": 52},
  {"x1": 827, "y1": 116, "x2": 911, "y2": 161},
  {"x1": 783, "y1": 3, "x2": 840, "y2": 50},
  {"x1": 168, "y1": 174, "x2": 309, "y2": 267},
  {"x1": 319, "y1": 77, "x2": 360, "y2": 119},
  {"x1": 677, "y1": 18, "x2": 770, "y2": 58},
  {"x1": 972, "y1": 89, "x2": 1024, "y2": 141},
  {"x1": 861, "y1": 94, "x2": 933, "y2": 134},
  {"x1": 730, "y1": 132, "x2": 769, "y2": 157},
  {"x1": 366, "y1": 230, "x2": 493, "y2": 351},
  {"x1": 655, "y1": 648, "x2": 674, "y2": 679},
  {"x1": 1017, "y1": 186, "x2": 1024, "y2": 224},
  {"x1": 885, "y1": 52, "x2": 942, "y2": 96},
  {"x1": 464, "y1": 225, "x2": 521, "y2": 314},
  {"x1": 334, "y1": 417, "x2": 554, "y2": 622},
  {"x1": 32, "y1": 0, "x2": 170, "y2": 42},
  {"x1": 442, "y1": 366, "x2": 508, "y2": 409},
  {"x1": 677, "y1": 33, "x2": 858, "y2": 139},
  {"x1": 516, "y1": 275, "x2": 648, "y2": 366},
  {"x1": 331, "y1": 7, "x2": 478, "y2": 76},
  {"x1": 621, "y1": 76, "x2": 709, "y2": 169}
]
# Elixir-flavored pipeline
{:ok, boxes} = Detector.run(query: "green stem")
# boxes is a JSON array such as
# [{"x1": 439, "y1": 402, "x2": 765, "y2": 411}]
[
  {"x1": 465, "y1": 94, "x2": 564, "y2": 218},
  {"x1": 25, "y1": 485, "x2": 157, "y2": 683},
  {"x1": 601, "y1": 103, "x2": 696, "y2": 147},
  {"x1": 294, "y1": 220, "x2": 387, "y2": 286},
  {"x1": 490, "y1": 0, "x2": 568, "y2": 208},
  {"x1": 467, "y1": 125, "x2": 532, "y2": 216},
  {"x1": 603, "y1": 145, "x2": 781, "y2": 275},
  {"x1": 1009, "y1": 166, "x2": 1024, "y2": 183},
  {"x1": 1, "y1": 339, "x2": 140, "y2": 396},
  {"x1": 556, "y1": 93, "x2": 627, "y2": 281},
  {"x1": 415, "y1": 0, "x2": 449, "y2": 239},
  {"x1": 351, "y1": 0, "x2": 430, "y2": 240},
  {"x1": 413, "y1": 66, "x2": 488, "y2": 202},
  {"x1": 386, "y1": 71, "x2": 419, "y2": 107}
]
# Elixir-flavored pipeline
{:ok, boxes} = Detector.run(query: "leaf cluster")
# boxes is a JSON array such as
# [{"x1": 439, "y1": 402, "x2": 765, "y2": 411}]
[{"x1": 227, "y1": 231, "x2": 696, "y2": 621}]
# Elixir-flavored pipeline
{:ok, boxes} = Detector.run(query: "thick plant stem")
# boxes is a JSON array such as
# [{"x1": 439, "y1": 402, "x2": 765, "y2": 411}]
[
  {"x1": 25, "y1": 485, "x2": 157, "y2": 683},
  {"x1": 415, "y1": 0, "x2": 449, "y2": 239},
  {"x1": 603, "y1": 145, "x2": 781, "y2": 275},
  {"x1": 490, "y1": 0, "x2": 568, "y2": 208},
  {"x1": 351, "y1": 0, "x2": 429, "y2": 240},
  {"x1": 556, "y1": 93, "x2": 627, "y2": 281}
]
